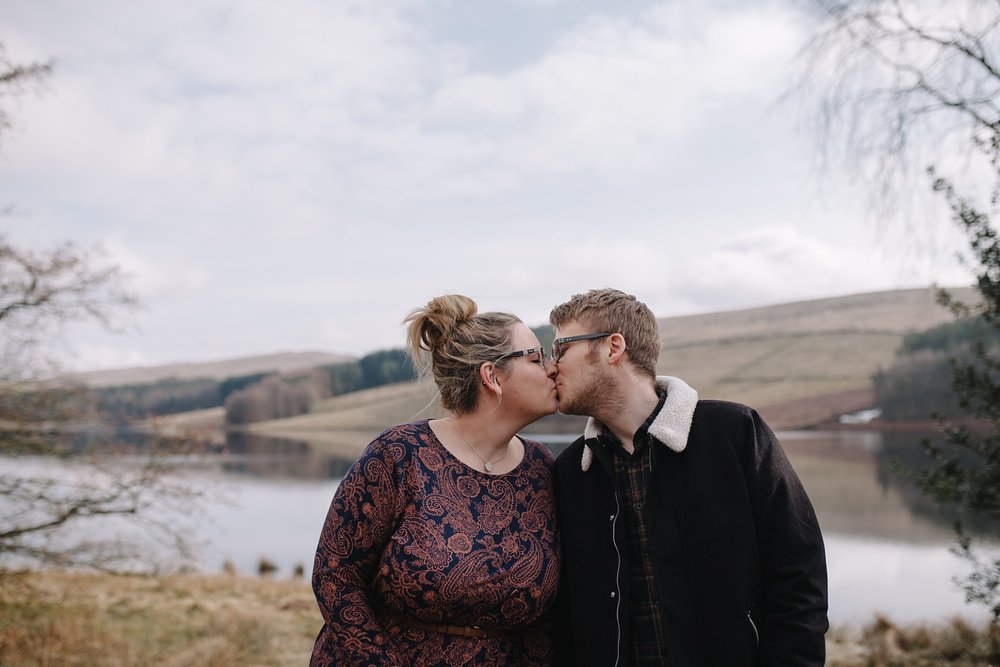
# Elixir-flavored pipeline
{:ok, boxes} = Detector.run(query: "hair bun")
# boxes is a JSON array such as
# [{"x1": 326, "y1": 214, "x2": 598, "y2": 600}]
[
  {"x1": 404, "y1": 294, "x2": 522, "y2": 414},
  {"x1": 405, "y1": 294, "x2": 479, "y2": 357}
]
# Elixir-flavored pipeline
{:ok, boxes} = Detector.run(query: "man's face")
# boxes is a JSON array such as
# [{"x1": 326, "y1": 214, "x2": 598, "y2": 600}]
[{"x1": 552, "y1": 320, "x2": 612, "y2": 416}]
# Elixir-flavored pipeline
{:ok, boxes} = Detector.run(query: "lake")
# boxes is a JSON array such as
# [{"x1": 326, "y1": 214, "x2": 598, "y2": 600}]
[{"x1": 2, "y1": 428, "x2": 995, "y2": 626}]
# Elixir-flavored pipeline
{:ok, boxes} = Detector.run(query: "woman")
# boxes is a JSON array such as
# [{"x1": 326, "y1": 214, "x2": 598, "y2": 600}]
[{"x1": 310, "y1": 294, "x2": 561, "y2": 666}]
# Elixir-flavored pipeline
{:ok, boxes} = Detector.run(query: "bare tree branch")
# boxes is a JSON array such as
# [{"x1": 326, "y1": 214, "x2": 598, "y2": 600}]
[
  {"x1": 0, "y1": 42, "x2": 51, "y2": 150},
  {"x1": 0, "y1": 44, "x2": 204, "y2": 573}
]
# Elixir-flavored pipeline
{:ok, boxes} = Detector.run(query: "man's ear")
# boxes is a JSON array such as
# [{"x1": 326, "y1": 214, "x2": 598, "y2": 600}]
[{"x1": 606, "y1": 333, "x2": 628, "y2": 365}]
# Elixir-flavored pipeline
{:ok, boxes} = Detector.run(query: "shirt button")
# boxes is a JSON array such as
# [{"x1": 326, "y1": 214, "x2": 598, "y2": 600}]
[
  {"x1": 610, "y1": 591, "x2": 616, "y2": 599},
  {"x1": 609, "y1": 514, "x2": 615, "y2": 521},
  {"x1": 635, "y1": 502, "x2": 643, "y2": 511}
]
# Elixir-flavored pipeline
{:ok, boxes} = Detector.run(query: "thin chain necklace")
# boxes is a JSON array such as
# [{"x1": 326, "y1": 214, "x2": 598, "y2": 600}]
[{"x1": 450, "y1": 420, "x2": 510, "y2": 473}]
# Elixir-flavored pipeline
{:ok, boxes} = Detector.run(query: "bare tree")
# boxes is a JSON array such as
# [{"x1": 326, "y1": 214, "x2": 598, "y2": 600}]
[
  {"x1": 800, "y1": 0, "x2": 1000, "y2": 624},
  {"x1": 0, "y1": 44, "x2": 203, "y2": 572},
  {"x1": 0, "y1": 235, "x2": 138, "y2": 382},
  {"x1": 224, "y1": 369, "x2": 331, "y2": 424},
  {"x1": 800, "y1": 0, "x2": 1000, "y2": 233},
  {"x1": 0, "y1": 43, "x2": 51, "y2": 152}
]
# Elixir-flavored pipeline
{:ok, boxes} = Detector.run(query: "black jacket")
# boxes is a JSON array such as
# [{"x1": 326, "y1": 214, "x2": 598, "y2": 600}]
[{"x1": 552, "y1": 377, "x2": 828, "y2": 666}]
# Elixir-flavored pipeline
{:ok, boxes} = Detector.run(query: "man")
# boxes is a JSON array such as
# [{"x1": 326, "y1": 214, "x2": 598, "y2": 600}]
[{"x1": 549, "y1": 288, "x2": 828, "y2": 666}]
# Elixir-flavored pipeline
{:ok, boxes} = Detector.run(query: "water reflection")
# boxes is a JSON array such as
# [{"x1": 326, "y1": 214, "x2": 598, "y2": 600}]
[
  {"x1": 780, "y1": 430, "x2": 998, "y2": 544},
  {"x1": 213, "y1": 431, "x2": 578, "y2": 482},
  {"x1": 5, "y1": 428, "x2": 996, "y2": 623},
  {"x1": 219, "y1": 431, "x2": 355, "y2": 480},
  {"x1": 210, "y1": 428, "x2": 995, "y2": 623},
  {"x1": 825, "y1": 534, "x2": 981, "y2": 624},
  {"x1": 227, "y1": 428, "x2": 984, "y2": 545}
]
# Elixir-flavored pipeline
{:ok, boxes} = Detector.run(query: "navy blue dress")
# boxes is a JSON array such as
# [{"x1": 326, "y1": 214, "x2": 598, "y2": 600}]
[{"x1": 311, "y1": 420, "x2": 561, "y2": 666}]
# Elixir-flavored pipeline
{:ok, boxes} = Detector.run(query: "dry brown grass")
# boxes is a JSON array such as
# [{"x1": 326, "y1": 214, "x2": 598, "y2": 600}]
[
  {"x1": 660, "y1": 331, "x2": 901, "y2": 412},
  {"x1": 827, "y1": 616, "x2": 1000, "y2": 666},
  {"x1": 3, "y1": 569, "x2": 997, "y2": 666},
  {"x1": 0, "y1": 569, "x2": 320, "y2": 667},
  {"x1": 659, "y1": 287, "x2": 973, "y2": 346}
]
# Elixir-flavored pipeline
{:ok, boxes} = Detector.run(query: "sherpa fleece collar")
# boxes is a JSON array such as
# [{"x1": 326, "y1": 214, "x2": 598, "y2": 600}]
[{"x1": 580, "y1": 376, "x2": 699, "y2": 471}]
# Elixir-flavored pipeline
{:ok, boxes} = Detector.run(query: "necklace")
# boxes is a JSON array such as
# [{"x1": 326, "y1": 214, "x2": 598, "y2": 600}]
[{"x1": 451, "y1": 421, "x2": 510, "y2": 473}]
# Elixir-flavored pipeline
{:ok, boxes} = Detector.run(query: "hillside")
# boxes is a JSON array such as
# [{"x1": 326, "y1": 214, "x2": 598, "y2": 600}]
[
  {"x1": 147, "y1": 287, "x2": 972, "y2": 454},
  {"x1": 70, "y1": 351, "x2": 354, "y2": 388},
  {"x1": 657, "y1": 287, "x2": 974, "y2": 426}
]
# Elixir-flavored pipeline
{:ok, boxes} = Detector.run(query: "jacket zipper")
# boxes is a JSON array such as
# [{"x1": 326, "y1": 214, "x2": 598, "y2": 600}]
[
  {"x1": 747, "y1": 610, "x2": 759, "y2": 647},
  {"x1": 610, "y1": 491, "x2": 622, "y2": 667}
]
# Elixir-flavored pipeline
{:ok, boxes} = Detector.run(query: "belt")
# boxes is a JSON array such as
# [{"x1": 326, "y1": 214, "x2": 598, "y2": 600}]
[
  {"x1": 407, "y1": 619, "x2": 492, "y2": 639},
  {"x1": 386, "y1": 613, "x2": 506, "y2": 639}
]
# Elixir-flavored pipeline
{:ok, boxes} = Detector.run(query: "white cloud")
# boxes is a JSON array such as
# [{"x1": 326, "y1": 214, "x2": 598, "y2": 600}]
[
  {"x1": 68, "y1": 344, "x2": 152, "y2": 372},
  {"x1": 410, "y1": 2, "x2": 804, "y2": 181},
  {"x1": 0, "y1": 0, "x2": 974, "y2": 370},
  {"x1": 667, "y1": 225, "x2": 968, "y2": 312},
  {"x1": 100, "y1": 237, "x2": 211, "y2": 302}
]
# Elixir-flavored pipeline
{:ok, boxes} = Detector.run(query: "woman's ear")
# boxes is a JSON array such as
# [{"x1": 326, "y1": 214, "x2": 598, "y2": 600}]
[{"x1": 479, "y1": 361, "x2": 501, "y2": 393}]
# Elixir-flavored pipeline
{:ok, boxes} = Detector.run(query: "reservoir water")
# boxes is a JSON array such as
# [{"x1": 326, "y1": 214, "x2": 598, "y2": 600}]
[{"x1": 2, "y1": 428, "x2": 995, "y2": 626}]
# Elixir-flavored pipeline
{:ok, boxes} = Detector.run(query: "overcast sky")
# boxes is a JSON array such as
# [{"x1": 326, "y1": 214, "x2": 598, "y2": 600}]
[{"x1": 1, "y1": 0, "x2": 972, "y2": 371}]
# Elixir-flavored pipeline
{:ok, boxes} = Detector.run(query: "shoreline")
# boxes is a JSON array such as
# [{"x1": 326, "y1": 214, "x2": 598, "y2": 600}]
[{"x1": 812, "y1": 416, "x2": 989, "y2": 434}]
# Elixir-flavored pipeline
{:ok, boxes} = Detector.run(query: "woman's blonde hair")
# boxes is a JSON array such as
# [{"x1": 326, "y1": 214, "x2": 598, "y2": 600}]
[{"x1": 405, "y1": 294, "x2": 521, "y2": 414}]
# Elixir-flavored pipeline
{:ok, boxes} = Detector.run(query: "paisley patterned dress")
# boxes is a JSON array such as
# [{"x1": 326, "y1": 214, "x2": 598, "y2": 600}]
[{"x1": 310, "y1": 420, "x2": 561, "y2": 667}]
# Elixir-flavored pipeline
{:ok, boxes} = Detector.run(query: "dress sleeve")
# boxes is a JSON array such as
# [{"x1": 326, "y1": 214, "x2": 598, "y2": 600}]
[
  {"x1": 743, "y1": 409, "x2": 829, "y2": 666},
  {"x1": 312, "y1": 435, "x2": 408, "y2": 666}
]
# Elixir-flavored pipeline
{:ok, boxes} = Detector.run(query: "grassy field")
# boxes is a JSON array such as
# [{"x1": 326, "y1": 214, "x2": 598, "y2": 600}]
[
  {"x1": 0, "y1": 569, "x2": 319, "y2": 667},
  {"x1": 1, "y1": 569, "x2": 995, "y2": 666},
  {"x1": 655, "y1": 286, "x2": 972, "y2": 419}
]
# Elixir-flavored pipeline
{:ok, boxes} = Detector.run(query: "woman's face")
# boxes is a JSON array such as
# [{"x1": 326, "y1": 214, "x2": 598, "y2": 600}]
[{"x1": 493, "y1": 322, "x2": 558, "y2": 421}]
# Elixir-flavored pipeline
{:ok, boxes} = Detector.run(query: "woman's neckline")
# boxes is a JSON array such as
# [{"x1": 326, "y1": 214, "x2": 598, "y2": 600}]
[{"x1": 423, "y1": 419, "x2": 530, "y2": 476}]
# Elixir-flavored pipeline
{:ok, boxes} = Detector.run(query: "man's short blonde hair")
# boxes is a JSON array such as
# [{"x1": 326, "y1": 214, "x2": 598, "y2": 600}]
[{"x1": 549, "y1": 288, "x2": 660, "y2": 378}]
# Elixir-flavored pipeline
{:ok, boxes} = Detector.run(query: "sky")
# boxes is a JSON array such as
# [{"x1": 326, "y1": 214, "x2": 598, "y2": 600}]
[{"x1": 0, "y1": 0, "x2": 974, "y2": 371}]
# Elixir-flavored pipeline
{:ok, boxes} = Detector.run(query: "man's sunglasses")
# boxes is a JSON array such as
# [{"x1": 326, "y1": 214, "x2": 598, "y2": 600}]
[{"x1": 551, "y1": 332, "x2": 615, "y2": 362}]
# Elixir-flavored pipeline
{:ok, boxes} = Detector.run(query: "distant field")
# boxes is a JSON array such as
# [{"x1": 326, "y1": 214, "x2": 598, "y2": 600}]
[
  {"x1": 658, "y1": 287, "x2": 973, "y2": 345},
  {"x1": 146, "y1": 287, "x2": 971, "y2": 455},
  {"x1": 657, "y1": 287, "x2": 971, "y2": 424}
]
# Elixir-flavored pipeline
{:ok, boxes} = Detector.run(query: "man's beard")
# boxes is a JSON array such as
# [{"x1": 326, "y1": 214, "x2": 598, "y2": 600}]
[
  {"x1": 559, "y1": 378, "x2": 605, "y2": 417},
  {"x1": 559, "y1": 366, "x2": 618, "y2": 418}
]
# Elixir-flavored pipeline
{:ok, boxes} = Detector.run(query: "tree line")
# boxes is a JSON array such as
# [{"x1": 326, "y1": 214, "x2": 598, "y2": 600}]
[
  {"x1": 873, "y1": 317, "x2": 994, "y2": 422},
  {"x1": 89, "y1": 348, "x2": 418, "y2": 425},
  {"x1": 222, "y1": 349, "x2": 416, "y2": 424},
  {"x1": 220, "y1": 326, "x2": 551, "y2": 425}
]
